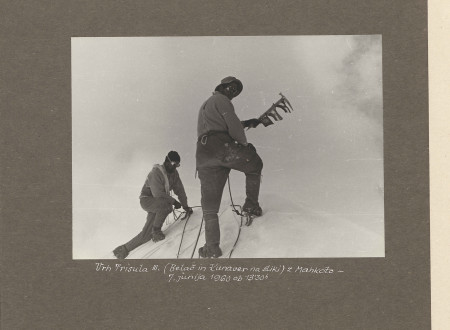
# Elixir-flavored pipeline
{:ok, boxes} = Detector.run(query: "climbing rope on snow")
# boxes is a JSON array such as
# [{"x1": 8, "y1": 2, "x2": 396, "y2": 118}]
[
  {"x1": 228, "y1": 204, "x2": 244, "y2": 259},
  {"x1": 226, "y1": 175, "x2": 245, "y2": 258},
  {"x1": 190, "y1": 216, "x2": 204, "y2": 259},
  {"x1": 175, "y1": 205, "x2": 202, "y2": 259}
]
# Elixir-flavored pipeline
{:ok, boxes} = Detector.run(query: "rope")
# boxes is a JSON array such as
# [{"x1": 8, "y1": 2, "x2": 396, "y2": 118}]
[
  {"x1": 175, "y1": 206, "x2": 202, "y2": 259},
  {"x1": 228, "y1": 204, "x2": 243, "y2": 258},
  {"x1": 227, "y1": 175, "x2": 243, "y2": 216},
  {"x1": 190, "y1": 216, "x2": 204, "y2": 259},
  {"x1": 226, "y1": 175, "x2": 245, "y2": 258},
  {"x1": 176, "y1": 211, "x2": 191, "y2": 259},
  {"x1": 185, "y1": 206, "x2": 229, "y2": 259}
]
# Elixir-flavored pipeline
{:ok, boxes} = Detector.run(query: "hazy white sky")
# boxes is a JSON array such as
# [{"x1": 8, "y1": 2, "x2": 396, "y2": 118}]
[
  {"x1": 72, "y1": 36, "x2": 381, "y2": 175},
  {"x1": 72, "y1": 35, "x2": 382, "y2": 211}
]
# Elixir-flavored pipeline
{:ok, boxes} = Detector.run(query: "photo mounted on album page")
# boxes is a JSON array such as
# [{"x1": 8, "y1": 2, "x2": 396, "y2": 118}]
[
  {"x1": 72, "y1": 36, "x2": 384, "y2": 261},
  {"x1": 2, "y1": 1, "x2": 434, "y2": 329}
]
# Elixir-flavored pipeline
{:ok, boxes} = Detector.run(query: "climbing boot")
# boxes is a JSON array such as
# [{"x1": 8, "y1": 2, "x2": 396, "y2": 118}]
[
  {"x1": 152, "y1": 227, "x2": 165, "y2": 242},
  {"x1": 242, "y1": 202, "x2": 262, "y2": 217},
  {"x1": 113, "y1": 245, "x2": 129, "y2": 259},
  {"x1": 199, "y1": 244, "x2": 222, "y2": 258}
]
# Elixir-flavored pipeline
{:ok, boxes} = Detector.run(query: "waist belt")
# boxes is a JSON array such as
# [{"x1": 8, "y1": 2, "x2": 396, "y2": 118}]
[{"x1": 197, "y1": 130, "x2": 228, "y2": 145}]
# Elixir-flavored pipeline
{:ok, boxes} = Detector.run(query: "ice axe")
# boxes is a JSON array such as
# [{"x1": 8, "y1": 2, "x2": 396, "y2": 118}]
[{"x1": 256, "y1": 93, "x2": 294, "y2": 127}]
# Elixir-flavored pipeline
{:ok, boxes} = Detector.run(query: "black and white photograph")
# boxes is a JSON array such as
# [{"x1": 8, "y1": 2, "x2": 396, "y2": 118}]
[
  {"x1": 72, "y1": 35, "x2": 384, "y2": 259},
  {"x1": 4, "y1": 0, "x2": 439, "y2": 328}
]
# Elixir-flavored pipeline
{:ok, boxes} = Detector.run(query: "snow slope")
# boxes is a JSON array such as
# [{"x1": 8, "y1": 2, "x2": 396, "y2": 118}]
[{"x1": 74, "y1": 184, "x2": 384, "y2": 259}]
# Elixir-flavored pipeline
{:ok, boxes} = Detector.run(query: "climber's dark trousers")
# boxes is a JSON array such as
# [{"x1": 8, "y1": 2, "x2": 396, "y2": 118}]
[
  {"x1": 124, "y1": 197, "x2": 172, "y2": 252},
  {"x1": 196, "y1": 134, "x2": 263, "y2": 246}
]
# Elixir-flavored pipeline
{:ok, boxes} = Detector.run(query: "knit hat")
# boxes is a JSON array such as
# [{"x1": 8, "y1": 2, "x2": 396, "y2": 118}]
[
  {"x1": 167, "y1": 151, "x2": 180, "y2": 163},
  {"x1": 214, "y1": 76, "x2": 243, "y2": 96}
]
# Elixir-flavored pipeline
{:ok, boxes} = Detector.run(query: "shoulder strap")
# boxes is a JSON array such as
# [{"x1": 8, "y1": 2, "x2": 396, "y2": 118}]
[{"x1": 153, "y1": 164, "x2": 170, "y2": 194}]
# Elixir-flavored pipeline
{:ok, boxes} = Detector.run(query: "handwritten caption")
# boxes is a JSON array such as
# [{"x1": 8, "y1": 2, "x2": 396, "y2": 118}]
[{"x1": 95, "y1": 262, "x2": 342, "y2": 283}]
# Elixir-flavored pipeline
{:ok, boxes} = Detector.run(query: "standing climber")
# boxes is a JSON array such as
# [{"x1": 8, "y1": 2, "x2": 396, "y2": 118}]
[{"x1": 196, "y1": 76, "x2": 263, "y2": 258}]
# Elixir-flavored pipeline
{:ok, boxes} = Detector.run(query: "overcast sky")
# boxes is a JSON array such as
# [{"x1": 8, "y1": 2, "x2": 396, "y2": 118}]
[
  {"x1": 73, "y1": 36, "x2": 381, "y2": 181},
  {"x1": 72, "y1": 35, "x2": 382, "y2": 225}
]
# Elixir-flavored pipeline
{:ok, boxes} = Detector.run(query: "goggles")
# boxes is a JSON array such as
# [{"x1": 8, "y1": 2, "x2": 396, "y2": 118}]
[
  {"x1": 226, "y1": 84, "x2": 239, "y2": 96},
  {"x1": 167, "y1": 154, "x2": 180, "y2": 167}
]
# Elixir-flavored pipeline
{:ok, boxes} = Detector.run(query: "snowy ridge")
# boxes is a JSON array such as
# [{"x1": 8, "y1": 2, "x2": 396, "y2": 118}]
[{"x1": 102, "y1": 192, "x2": 384, "y2": 260}]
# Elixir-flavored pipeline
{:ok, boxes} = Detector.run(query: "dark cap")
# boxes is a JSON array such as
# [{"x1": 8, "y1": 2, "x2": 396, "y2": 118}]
[{"x1": 167, "y1": 151, "x2": 180, "y2": 162}]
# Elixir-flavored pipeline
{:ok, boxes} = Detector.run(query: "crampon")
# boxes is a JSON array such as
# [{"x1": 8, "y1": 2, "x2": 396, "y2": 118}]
[{"x1": 241, "y1": 211, "x2": 259, "y2": 226}]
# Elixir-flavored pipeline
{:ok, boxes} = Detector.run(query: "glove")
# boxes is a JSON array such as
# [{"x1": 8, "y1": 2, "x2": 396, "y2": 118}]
[
  {"x1": 183, "y1": 206, "x2": 193, "y2": 215},
  {"x1": 242, "y1": 118, "x2": 261, "y2": 128},
  {"x1": 173, "y1": 200, "x2": 182, "y2": 209},
  {"x1": 247, "y1": 143, "x2": 256, "y2": 152}
]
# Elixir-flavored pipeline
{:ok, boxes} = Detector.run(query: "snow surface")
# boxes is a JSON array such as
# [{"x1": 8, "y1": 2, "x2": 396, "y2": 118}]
[
  {"x1": 73, "y1": 166, "x2": 384, "y2": 259},
  {"x1": 72, "y1": 36, "x2": 384, "y2": 259}
]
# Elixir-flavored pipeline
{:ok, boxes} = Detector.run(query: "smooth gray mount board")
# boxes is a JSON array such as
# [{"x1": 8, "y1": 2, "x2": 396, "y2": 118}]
[{"x1": 1, "y1": 1, "x2": 429, "y2": 329}]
